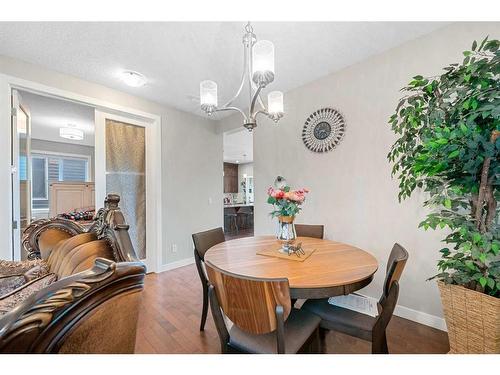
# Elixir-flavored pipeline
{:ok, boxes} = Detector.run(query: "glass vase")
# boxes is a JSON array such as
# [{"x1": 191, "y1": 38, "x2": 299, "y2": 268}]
[{"x1": 277, "y1": 216, "x2": 297, "y2": 254}]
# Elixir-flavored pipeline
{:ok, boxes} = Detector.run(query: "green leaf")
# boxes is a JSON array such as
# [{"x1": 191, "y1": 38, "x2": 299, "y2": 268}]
[
  {"x1": 472, "y1": 232, "x2": 482, "y2": 244},
  {"x1": 472, "y1": 40, "x2": 477, "y2": 50},
  {"x1": 479, "y1": 277, "x2": 487, "y2": 288},
  {"x1": 448, "y1": 150, "x2": 460, "y2": 159},
  {"x1": 267, "y1": 196, "x2": 276, "y2": 204},
  {"x1": 444, "y1": 199, "x2": 452, "y2": 209}
]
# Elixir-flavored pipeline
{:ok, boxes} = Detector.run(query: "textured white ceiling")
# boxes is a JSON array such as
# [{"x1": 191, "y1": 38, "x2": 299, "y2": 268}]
[
  {"x1": 223, "y1": 128, "x2": 253, "y2": 164},
  {"x1": 19, "y1": 90, "x2": 95, "y2": 147},
  {"x1": 0, "y1": 22, "x2": 448, "y2": 117}
]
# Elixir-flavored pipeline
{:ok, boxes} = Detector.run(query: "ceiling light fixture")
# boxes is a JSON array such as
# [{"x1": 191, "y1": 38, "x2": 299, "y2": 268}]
[
  {"x1": 60, "y1": 124, "x2": 84, "y2": 141},
  {"x1": 120, "y1": 70, "x2": 147, "y2": 87},
  {"x1": 200, "y1": 22, "x2": 284, "y2": 132}
]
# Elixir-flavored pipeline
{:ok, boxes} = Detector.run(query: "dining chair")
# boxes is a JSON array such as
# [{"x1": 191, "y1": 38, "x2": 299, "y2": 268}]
[
  {"x1": 302, "y1": 243, "x2": 408, "y2": 354},
  {"x1": 191, "y1": 227, "x2": 226, "y2": 331},
  {"x1": 295, "y1": 224, "x2": 324, "y2": 239},
  {"x1": 224, "y1": 207, "x2": 239, "y2": 234},
  {"x1": 206, "y1": 263, "x2": 322, "y2": 354},
  {"x1": 237, "y1": 206, "x2": 253, "y2": 229}
]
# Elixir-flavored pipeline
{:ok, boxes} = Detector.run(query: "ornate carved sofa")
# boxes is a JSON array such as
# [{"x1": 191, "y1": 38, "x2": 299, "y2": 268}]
[{"x1": 0, "y1": 194, "x2": 146, "y2": 353}]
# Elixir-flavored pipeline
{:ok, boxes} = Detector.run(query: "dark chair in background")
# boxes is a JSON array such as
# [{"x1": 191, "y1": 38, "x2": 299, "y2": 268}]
[
  {"x1": 206, "y1": 263, "x2": 321, "y2": 354},
  {"x1": 237, "y1": 206, "x2": 253, "y2": 229},
  {"x1": 223, "y1": 207, "x2": 239, "y2": 234},
  {"x1": 302, "y1": 243, "x2": 408, "y2": 354},
  {"x1": 191, "y1": 227, "x2": 225, "y2": 331},
  {"x1": 295, "y1": 224, "x2": 324, "y2": 239}
]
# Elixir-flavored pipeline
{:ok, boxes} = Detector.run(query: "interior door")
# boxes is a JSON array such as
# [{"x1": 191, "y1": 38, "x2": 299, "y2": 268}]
[
  {"x1": 11, "y1": 90, "x2": 32, "y2": 260},
  {"x1": 95, "y1": 110, "x2": 152, "y2": 270}
]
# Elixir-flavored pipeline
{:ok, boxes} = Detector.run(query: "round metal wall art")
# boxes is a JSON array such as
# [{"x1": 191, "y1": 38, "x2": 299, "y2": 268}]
[{"x1": 302, "y1": 108, "x2": 345, "y2": 153}]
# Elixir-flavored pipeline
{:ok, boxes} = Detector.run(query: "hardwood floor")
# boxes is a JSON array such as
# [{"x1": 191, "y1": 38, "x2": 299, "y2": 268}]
[{"x1": 135, "y1": 264, "x2": 450, "y2": 354}]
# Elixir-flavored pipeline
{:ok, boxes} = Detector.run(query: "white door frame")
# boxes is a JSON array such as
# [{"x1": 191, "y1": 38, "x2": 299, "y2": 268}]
[
  {"x1": 0, "y1": 73, "x2": 162, "y2": 272},
  {"x1": 11, "y1": 89, "x2": 32, "y2": 261},
  {"x1": 95, "y1": 110, "x2": 157, "y2": 271}
]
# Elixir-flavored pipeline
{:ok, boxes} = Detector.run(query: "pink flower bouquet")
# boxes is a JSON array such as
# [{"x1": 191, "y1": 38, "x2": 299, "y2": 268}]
[{"x1": 267, "y1": 185, "x2": 309, "y2": 218}]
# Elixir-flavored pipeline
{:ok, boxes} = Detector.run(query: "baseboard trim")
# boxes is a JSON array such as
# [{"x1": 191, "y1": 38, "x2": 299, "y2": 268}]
[
  {"x1": 157, "y1": 258, "x2": 448, "y2": 332},
  {"x1": 394, "y1": 304, "x2": 447, "y2": 332},
  {"x1": 158, "y1": 257, "x2": 194, "y2": 273},
  {"x1": 344, "y1": 292, "x2": 448, "y2": 332}
]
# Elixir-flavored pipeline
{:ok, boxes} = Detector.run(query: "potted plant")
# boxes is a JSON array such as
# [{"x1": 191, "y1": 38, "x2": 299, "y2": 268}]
[
  {"x1": 387, "y1": 37, "x2": 499, "y2": 353},
  {"x1": 267, "y1": 184, "x2": 309, "y2": 253}
]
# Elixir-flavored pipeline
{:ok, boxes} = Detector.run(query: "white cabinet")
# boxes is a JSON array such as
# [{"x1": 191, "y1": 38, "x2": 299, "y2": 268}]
[{"x1": 49, "y1": 182, "x2": 95, "y2": 217}]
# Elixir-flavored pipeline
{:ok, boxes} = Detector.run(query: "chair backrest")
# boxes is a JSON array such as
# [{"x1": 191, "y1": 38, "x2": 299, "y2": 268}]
[
  {"x1": 192, "y1": 227, "x2": 225, "y2": 259},
  {"x1": 382, "y1": 243, "x2": 408, "y2": 298},
  {"x1": 295, "y1": 224, "x2": 324, "y2": 239},
  {"x1": 224, "y1": 207, "x2": 238, "y2": 216},
  {"x1": 206, "y1": 264, "x2": 291, "y2": 335},
  {"x1": 238, "y1": 206, "x2": 253, "y2": 214}
]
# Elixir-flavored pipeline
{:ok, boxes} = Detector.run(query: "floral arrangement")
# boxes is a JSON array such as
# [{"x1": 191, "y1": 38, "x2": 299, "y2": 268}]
[{"x1": 267, "y1": 185, "x2": 309, "y2": 218}]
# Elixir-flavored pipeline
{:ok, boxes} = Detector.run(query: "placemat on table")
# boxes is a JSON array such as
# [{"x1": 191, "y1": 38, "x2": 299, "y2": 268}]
[{"x1": 256, "y1": 246, "x2": 316, "y2": 262}]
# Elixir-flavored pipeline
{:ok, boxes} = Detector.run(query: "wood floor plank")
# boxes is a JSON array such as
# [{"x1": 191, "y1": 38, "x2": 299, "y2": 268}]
[{"x1": 135, "y1": 264, "x2": 450, "y2": 354}]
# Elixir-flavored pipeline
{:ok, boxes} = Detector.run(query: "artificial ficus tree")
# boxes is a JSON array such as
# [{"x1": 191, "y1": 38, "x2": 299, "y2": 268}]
[{"x1": 388, "y1": 37, "x2": 500, "y2": 297}]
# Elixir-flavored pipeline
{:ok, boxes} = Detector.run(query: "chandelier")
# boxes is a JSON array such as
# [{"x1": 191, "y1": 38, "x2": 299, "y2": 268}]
[{"x1": 199, "y1": 22, "x2": 284, "y2": 132}]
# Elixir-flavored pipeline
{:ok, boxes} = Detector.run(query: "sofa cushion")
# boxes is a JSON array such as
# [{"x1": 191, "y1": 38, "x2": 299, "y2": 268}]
[
  {"x1": 0, "y1": 273, "x2": 58, "y2": 316},
  {"x1": 47, "y1": 232, "x2": 97, "y2": 272},
  {"x1": 0, "y1": 259, "x2": 47, "y2": 277},
  {"x1": 0, "y1": 259, "x2": 50, "y2": 298},
  {"x1": 0, "y1": 275, "x2": 26, "y2": 298},
  {"x1": 24, "y1": 263, "x2": 50, "y2": 282}
]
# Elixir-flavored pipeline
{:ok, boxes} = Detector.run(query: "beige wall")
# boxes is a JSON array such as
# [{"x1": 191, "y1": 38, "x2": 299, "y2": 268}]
[
  {"x1": 0, "y1": 55, "x2": 222, "y2": 266},
  {"x1": 218, "y1": 22, "x2": 500, "y2": 325}
]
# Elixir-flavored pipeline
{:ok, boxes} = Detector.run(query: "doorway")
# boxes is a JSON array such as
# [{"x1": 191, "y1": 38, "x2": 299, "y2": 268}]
[
  {"x1": 11, "y1": 90, "x2": 95, "y2": 259},
  {"x1": 6, "y1": 81, "x2": 161, "y2": 272},
  {"x1": 222, "y1": 128, "x2": 254, "y2": 240}
]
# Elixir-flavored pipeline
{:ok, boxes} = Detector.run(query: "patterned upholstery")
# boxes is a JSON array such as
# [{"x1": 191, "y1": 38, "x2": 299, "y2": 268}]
[
  {"x1": 0, "y1": 259, "x2": 48, "y2": 277},
  {"x1": 0, "y1": 276, "x2": 26, "y2": 298},
  {"x1": 0, "y1": 259, "x2": 51, "y2": 298},
  {"x1": 0, "y1": 273, "x2": 57, "y2": 316}
]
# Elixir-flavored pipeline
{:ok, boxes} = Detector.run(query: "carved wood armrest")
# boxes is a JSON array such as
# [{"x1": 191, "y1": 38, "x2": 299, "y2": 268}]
[
  {"x1": 0, "y1": 258, "x2": 146, "y2": 353},
  {"x1": 22, "y1": 218, "x2": 86, "y2": 260}
]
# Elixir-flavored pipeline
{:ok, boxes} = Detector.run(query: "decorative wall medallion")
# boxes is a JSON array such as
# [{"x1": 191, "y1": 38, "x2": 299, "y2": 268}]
[{"x1": 302, "y1": 108, "x2": 345, "y2": 153}]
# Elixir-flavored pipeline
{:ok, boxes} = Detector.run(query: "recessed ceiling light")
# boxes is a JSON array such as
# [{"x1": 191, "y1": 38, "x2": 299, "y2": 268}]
[
  {"x1": 60, "y1": 124, "x2": 84, "y2": 141},
  {"x1": 120, "y1": 70, "x2": 147, "y2": 87},
  {"x1": 235, "y1": 160, "x2": 239, "y2": 163}
]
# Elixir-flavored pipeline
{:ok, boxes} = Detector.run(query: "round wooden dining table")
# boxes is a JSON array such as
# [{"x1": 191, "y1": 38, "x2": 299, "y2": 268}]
[{"x1": 204, "y1": 235, "x2": 379, "y2": 299}]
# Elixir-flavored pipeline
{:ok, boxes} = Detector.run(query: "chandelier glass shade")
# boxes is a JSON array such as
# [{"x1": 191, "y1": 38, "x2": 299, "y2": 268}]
[{"x1": 199, "y1": 23, "x2": 284, "y2": 131}]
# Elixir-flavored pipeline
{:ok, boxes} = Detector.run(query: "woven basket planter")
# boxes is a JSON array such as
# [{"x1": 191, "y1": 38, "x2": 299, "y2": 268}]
[{"x1": 438, "y1": 281, "x2": 500, "y2": 353}]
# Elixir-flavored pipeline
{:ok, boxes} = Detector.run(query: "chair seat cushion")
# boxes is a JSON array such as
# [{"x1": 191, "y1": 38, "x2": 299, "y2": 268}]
[
  {"x1": 302, "y1": 298, "x2": 380, "y2": 341},
  {"x1": 229, "y1": 308, "x2": 321, "y2": 354}
]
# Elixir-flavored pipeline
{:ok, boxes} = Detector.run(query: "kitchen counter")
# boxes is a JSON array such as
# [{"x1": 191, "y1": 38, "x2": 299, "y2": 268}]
[{"x1": 224, "y1": 203, "x2": 254, "y2": 208}]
